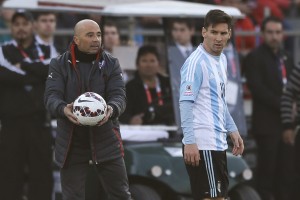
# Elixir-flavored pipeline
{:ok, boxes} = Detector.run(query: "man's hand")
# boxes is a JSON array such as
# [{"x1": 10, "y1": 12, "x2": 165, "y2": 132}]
[
  {"x1": 229, "y1": 131, "x2": 244, "y2": 156},
  {"x1": 129, "y1": 113, "x2": 144, "y2": 125},
  {"x1": 15, "y1": 63, "x2": 21, "y2": 69},
  {"x1": 97, "y1": 105, "x2": 113, "y2": 126},
  {"x1": 64, "y1": 103, "x2": 80, "y2": 125},
  {"x1": 184, "y1": 144, "x2": 200, "y2": 167},
  {"x1": 282, "y1": 129, "x2": 295, "y2": 145}
]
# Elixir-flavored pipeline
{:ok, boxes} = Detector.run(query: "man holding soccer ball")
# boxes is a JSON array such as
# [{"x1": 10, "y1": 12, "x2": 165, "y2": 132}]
[{"x1": 44, "y1": 19, "x2": 131, "y2": 200}]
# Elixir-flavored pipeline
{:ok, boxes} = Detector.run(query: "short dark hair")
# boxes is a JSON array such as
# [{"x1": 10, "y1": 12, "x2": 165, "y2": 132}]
[
  {"x1": 203, "y1": 9, "x2": 232, "y2": 30},
  {"x1": 136, "y1": 45, "x2": 160, "y2": 65},
  {"x1": 32, "y1": 11, "x2": 56, "y2": 21},
  {"x1": 104, "y1": 21, "x2": 118, "y2": 28},
  {"x1": 260, "y1": 16, "x2": 282, "y2": 32},
  {"x1": 171, "y1": 18, "x2": 195, "y2": 30},
  {"x1": 11, "y1": 10, "x2": 33, "y2": 23},
  {"x1": 104, "y1": 21, "x2": 119, "y2": 33}
]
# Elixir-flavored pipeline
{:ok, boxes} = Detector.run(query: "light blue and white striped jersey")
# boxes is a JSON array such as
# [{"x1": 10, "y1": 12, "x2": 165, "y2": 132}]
[{"x1": 179, "y1": 44, "x2": 237, "y2": 151}]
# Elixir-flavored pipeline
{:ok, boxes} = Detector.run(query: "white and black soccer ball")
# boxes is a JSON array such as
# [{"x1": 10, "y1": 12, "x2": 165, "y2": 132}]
[{"x1": 73, "y1": 92, "x2": 107, "y2": 126}]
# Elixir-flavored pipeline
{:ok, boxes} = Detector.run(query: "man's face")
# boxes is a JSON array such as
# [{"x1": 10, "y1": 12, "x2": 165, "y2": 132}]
[
  {"x1": 262, "y1": 21, "x2": 283, "y2": 51},
  {"x1": 34, "y1": 14, "x2": 56, "y2": 38},
  {"x1": 74, "y1": 22, "x2": 101, "y2": 54},
  {"x1": 171, "y1": 22, "x2": 194, "y2": 46},
  {"x1": 137, "y1": 53, "x2": 160, "y2": 78},
  {"x1": 202, "y1": 23, "x2": 231, "y2": 56},
  {"x1": 11, "y1": 16, "x2": 33, "y2": 43},
  {"x1": 104, "y1": 25, "x2": 120, "y2": 52}
]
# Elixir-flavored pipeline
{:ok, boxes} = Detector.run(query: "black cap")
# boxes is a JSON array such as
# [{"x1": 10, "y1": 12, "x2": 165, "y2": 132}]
[{"x1": 11, "y1": 10, "x2": 33, "y2": 23}]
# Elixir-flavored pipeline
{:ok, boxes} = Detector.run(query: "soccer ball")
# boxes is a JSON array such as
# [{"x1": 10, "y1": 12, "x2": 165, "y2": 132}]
[{"x1": 73, "y1": 92, "x2": 107, "y2": 126}]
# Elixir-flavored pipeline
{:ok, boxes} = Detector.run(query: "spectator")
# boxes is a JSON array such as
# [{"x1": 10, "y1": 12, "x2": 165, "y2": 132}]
[
  {"x1": 103, "y1": 21, "x2": 120, "y2": 54},
  {"x1": 44, "y1": 19, "x2": 131, "y2": 200},
  {"x1": 168, "y1": 18, "x2": 196, "y2": 128},
  {"x1": 33, "y1": 11, "x2": 59, "y2": 57},
  {"x1": 0, "y1": 10, "x2": 53, "y2": 200},
  {"x1": 244, "y1": 16, "x2": 295, "y2": 200},
  {"x1": 103, "y1": 21, "x2": 131, "y2": 82},
  {"x1": 281, "y1": 66, "x2": 300, "y2": 199},
  {"x1": 120, "y1": 45, "x2": 174, "y2": 125}
]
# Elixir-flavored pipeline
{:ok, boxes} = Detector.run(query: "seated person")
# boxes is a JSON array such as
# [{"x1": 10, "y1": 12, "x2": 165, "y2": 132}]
[{"x1": 120, "y1": 45, "x2": 174, "y2": 125}]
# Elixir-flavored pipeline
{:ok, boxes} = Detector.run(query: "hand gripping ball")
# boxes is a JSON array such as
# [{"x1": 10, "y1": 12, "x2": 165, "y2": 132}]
[{"x1": 73, "y1": 92, "x2": 107, "y2": 126}]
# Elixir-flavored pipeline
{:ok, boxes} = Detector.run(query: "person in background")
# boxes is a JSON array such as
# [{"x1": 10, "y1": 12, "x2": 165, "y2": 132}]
[
  {"x1": 281, "y1": 66, "x2": 300, "y2": 199},
  {"x1": 244, "y1": 16, "x2": 295, "y2": 200},
  {"x1": 103, "y1": 21, "x2": 120, "y2": 54},
  {"x1": 120, "y1": 45, "x2": 174, "y2": 125},
  {"x1": 0, "y1": 10, "x2": 53, "y2": 200},
  {"x1": 168, "y1": 18, "x2": 196, "y2": 128},
  {"x1": 103, "y1": 21, "x2": 130, "y2": 83},
  {"x1": 33, "y1": 11, "x2": 59, "y2": 57},
  {"x1": 44, "y1": 19, "x2": 131, "y2": 200},
  {"x1": 180, "y1": 9, "x2": 244, "y2": 200}
]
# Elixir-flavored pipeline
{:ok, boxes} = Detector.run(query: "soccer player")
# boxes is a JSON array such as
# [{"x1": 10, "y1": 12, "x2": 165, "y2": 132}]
[{"x1": 179, "y1": 9, "x2": 244, "y2": 200}]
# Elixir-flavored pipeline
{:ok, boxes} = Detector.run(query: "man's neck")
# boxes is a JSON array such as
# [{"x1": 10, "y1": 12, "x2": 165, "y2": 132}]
[
  {"x1": 37, "y1": 34, "x2": 52, "y2": 44},
  {"x1": 141, "y1": 75, "x2": 157, "y2": 88},
  {"x1": 175, "y1": 42, "x2": 192, "y2": 48},
  {"x1": 272, "y1": 48, "x2": 279, "y2": 54},
  {"x1": 75, "y1": 46, "x2": 97, "y2": 62},
  {"x1": 18, "y1": 37, "x2": 33, "y2": 49}
]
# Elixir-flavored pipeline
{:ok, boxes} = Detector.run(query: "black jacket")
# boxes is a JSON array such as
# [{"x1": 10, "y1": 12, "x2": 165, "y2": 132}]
[
  {"x1": 0, "y1": 40, "x2": 50, "y2": 121},
  {"x1": 44, "y1": 45, "x2": 126, "y2": 168},
  {"x1": 244, "y1": 43, "x2": 294, "y2": 135},
  {"x1": 120, "y1": 72, "x2": 174, "y2": 125}
]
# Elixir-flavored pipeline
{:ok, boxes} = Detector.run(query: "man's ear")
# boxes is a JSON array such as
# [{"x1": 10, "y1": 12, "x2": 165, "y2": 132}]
[
  {"x1": 228, "y1": 28, "x2": 232, "y2": 39},
  {"x1": 73, "y1": 36, "x2": 79, "y2": 45},
  {"x1": 202, "y1": 27, "x2": 207, "y2": 38}
]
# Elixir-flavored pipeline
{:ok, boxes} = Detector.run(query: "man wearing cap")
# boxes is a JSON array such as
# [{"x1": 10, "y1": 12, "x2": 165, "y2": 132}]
[{"x1": 0, "y1": 10, "x2": 53, "y2": 200}]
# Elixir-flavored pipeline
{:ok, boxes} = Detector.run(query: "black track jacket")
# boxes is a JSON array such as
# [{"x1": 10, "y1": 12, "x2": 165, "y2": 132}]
[{"x1": 44, "y1": 46, "x2": 126, "y2": 168}]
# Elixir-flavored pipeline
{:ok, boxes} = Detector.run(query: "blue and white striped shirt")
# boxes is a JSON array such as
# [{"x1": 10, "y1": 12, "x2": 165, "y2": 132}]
[{"x1": 179, "y1": 44, "x2": 237, "y2": 151}]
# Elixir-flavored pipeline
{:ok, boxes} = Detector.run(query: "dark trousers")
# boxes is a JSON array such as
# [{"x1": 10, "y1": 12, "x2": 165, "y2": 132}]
[
  {"x1": 0, "y1": 118, "x2": 53, "y2": 200},
  {"x1": 254, "y1": 133, "x2": 295, "y2": 200},
  {"x1": 61, "y1": 157, "x2": 131, "y2": 200}
]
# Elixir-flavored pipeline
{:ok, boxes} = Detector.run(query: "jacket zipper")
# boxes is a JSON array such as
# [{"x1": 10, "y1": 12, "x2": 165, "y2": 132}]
[
  {"x1": 62, "y1": 61, "x2": 82, "y2": 167},
  {"x1": 89, "y1": 128, "x2": 98, "y2": 164},
  {"x1": 88, "y1": 60, "x2": 99, "y2": 164}
]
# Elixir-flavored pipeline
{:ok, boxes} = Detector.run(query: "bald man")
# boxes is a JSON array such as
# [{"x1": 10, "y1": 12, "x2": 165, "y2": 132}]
[{"x1": 45, "y1": 19, "x2": 131, "y2": 200}]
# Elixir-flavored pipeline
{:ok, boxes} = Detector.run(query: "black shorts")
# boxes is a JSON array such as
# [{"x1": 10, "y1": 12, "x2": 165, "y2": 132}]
[{"x1": 184, "y1": 149, "x2": 229, "y2": 199}]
